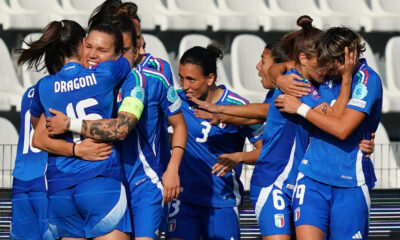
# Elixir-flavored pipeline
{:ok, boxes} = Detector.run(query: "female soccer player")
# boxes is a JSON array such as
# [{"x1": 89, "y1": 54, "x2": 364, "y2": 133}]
[
  {"x1": 275, "y1": 27, "x2": 382, "y2": 240},
  {"x1": 22, "y1": 20, "x2": 134, "y2": 239},
  {"x1": 46, "y1": 15, "x2": 187, "y2": 240},
  {"x1": 165, "y1": 45, "x2": 263, "y2": 240}
]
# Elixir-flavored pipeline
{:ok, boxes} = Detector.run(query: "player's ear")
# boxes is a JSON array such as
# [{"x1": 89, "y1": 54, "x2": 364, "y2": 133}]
[
  {"x1": 207, "y1": 73, "x2": 215, "y2": 86},
  {"x1": 299, "y1": 53, "x2": 307, "y2": 66}
]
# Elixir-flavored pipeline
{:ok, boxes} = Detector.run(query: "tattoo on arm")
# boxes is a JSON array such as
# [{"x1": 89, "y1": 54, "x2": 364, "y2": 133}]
[
  {"x1": 83, "y1": 112, "x2": 138, "y2": 141},
  {"x1": 322, "y1": 105, "x2": 328, "y2": 115}
]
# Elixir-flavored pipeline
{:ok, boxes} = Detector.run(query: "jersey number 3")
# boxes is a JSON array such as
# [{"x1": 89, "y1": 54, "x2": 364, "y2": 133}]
[{"x1": 196, "y1": 121, "x2": 211, "y2": 143}]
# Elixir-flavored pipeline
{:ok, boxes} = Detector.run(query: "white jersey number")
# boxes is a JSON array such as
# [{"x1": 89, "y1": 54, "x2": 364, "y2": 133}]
[
  {"x1": 66, "y1": 98, "x2": 102, "y2": 143},
  {"x1": 196, "y1": 121, "x2": 211, "y2": 143},
  {"x1": 22, "y1": 110, "x2": 41, "y2": 154},
  {"x1": 295, "y1": 184, "x2": 306, "y2": 205},
  {"x1": 169, "y1": 199, "x2": 181, "y2": 218},
  {"x1": 272, "y1": 189, "x2": 285, "y2": 210}
]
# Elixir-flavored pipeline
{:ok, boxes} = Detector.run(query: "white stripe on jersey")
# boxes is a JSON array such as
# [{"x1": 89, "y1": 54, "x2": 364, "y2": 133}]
[
  {"x1": 137, "y1": 135, "x2": 164, "y2": 194},
  {"x1": 356, "y1": 150, "x2": 365, "y2": 186},
  {"x1": 275, "y1": 138, "x2": 296, "y2": 189},
  {"x1": 232, "y1": 170, "x2": 241, "y2": 206},
  {"x1": 227, "y1": 95, "x2": 247, "y2": 105},
  {"x1": 220, "y1": 89, "x2": 229, "y2": 102},
  {"x1": 255, "y1": 184, "x2": 273, "y2": 219},
  {"x1": 361, "y1": 184, "x2": 371, "y2": 210},
  {"x1": 91, "y1": 183, "x2": 127, "y2": 233}
]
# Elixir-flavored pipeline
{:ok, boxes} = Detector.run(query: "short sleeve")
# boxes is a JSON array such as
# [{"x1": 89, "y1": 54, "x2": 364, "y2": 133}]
[
  {"x1": 99, "y1": 57, "x2": 131, "y2": 86},
  {"x1": 120, "y1": 69, "x2": 145, "y2": 105},
  {"x1": 159, "y1": 84, "x2": 182, "y2": 117},
  {"x1": 346, "y1": 70, "x2": 382, "y2": 115},
  {"x1": 30, "y1": 82, "x2": 44, "y2": 118},
  {"x1": 161, "y1": 60, "x2": 174, "y2": 87}
]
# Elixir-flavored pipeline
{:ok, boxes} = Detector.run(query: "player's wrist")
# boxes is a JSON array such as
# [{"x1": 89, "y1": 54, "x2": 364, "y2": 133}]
[
  {"x1": 296, "y1": 103, "x2": 311, "y2": 118},
  {"x1": 69, "y1": 119, "x2": 82, "y2": 134}
]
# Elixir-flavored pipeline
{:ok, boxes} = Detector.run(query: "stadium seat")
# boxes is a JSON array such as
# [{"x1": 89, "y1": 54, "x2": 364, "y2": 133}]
[
  {"x1": 267, "y1": 0, "x2": 324, "y2": 30},
  {"x1": 138, "y1": 0, "x2": 206, "y2": 31},
  {"x1": 124, "y1": 0, "x2": 157, "y2": 31},
  {"x1": 142, "y1": 34, "x2": 178, "y2": 86},
  {"x1": 385, "y1": 37, "x2": 400, "y2": 100},
  {"x1": 362, "y1": 38, "x2": 400, "y2": 113},
  {"x1": 0, "y1": 117, "x2": 18, "y2": 188},
  {"x1": 372, "y1": 123, "x2": 400, "y2": 189},
  {"x1": 168, "y1": 0, "x2": 259, "y2": 31},
  {"x1": 317, "y1": 0, "x2": 363, "y2": 31},
  {"x1": 0, "y1": 38, "x2": 24, "y2": 111},
  {"x1": 20, "y1": 33, "x2": 47, "y2": 89},
  {"x1": 216, "y1": 0, "x2": 271, "y2": 31},
  {"x1": 0, "y1": 0, "x2": 62, "y2": 30},
  {"x1": 60, "y1": 0, "x2": 104, "y2": 29},
  {"x1": 178, "y1": 34, "x2": 234, "y2": 90},
  {"x1": 231, "y1": 34, "x2": 268, "y2": 103},
  {"x1": 366, "y1": 0, "x2": 400, "y2": 32}
]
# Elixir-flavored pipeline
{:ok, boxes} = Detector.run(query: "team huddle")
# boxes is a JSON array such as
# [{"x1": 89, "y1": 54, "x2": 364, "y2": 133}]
[{"x1": 11, "y1": 0, "x2": 382, "y2": 240}]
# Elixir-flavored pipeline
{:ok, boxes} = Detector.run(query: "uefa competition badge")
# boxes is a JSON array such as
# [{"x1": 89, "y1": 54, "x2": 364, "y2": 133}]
[
  {"x1": 167, "y1": 86, "x2": 179, "y2": 103},
  {"x1": 274, "y1": 214, "x2": 285, "y2": 228},
  {"x1": 130, "y1": 87, "x2": 145, "y2": 102},
  {"x1": 352, "y1": 83, "x2": 368, "y2": 100}
]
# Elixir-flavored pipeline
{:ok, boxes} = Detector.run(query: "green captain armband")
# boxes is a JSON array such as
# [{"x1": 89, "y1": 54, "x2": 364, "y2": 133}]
[{"x1": 118, "y1": 97, "x2": 144, "y2": 120}]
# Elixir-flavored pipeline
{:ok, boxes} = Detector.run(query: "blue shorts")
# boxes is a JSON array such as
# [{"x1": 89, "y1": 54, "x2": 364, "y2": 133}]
[
  {"x1": 165, "y1": 200, "x2": 240, "y2": 240},
  {"x1": 250, "y1": 184, "x2": 293, "y2": 237},
  {"x1": 11, "y1": 191, "x2": 55, "y2": 240},
  {"x1": 292, "y1": 173, "x2": 370, "y2": 239},
  {"x1": 48, "y1": 177, "x2": 131, "y2": 238},
  {"x1": 127, "y1": 179, "x2": 164, "y2": 238}
]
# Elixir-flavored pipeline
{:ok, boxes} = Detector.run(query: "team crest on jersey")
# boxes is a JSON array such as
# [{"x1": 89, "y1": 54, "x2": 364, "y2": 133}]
[
  {"x1": 167, "y1": 86, "x2": 179, "y2": 103},
  {"x1": 294, "y1": 207, "x2": 300, "y2": 222},
  {"x1": 130, "y1": 86, "x2": 145, "y2": 102},
  {"x1": 352, "y1": 83, "x2": 368, "y2": 100},
  {"x1": 168, "y1": 219, "x2": 177, "y2": 232},
  {"x1": 117, "y1": 89, "x2": 122, "y2": 102},
  {"x1": 274, "y1": 214, "x2": 285, "y2": 228},
  {"x1": 218, "y1": 123, "x2": 226, "y2": 128}
]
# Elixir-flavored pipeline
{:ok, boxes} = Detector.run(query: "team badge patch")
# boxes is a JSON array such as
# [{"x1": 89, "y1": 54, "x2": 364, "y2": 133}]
[
  {"x1": 117, "y1": 89, "x2": 122, "y2": 102},
  {"x1": 130, "y1": 87, "x2": 145, "y2": 102},
  {"x1": 167, "y1": 86, "x2": 179, "y2": 103},
  {"x1": 274, "y1": 214, "x2": 285, "y2": 228},
  {"x1": 352, "y1": 83, "x2": 368, "y2": 100},
  {"x1": 294, "y1": 207, "x2": 300, "y2": 222},
  {"x1": 218, "y1": 123, "x2": 226, "y2": 129},
  {"x1": 168, "y1": 219, "x2": 177, "y2": 232}
]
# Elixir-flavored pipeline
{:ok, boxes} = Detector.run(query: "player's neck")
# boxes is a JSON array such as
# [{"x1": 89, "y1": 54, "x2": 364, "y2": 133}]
[{"x1": 205, "y1": 85, "x2": 224, "y2": 104}]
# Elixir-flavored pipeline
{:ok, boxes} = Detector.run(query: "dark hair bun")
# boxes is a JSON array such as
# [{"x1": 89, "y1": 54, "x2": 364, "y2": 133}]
[
  {"x1": 297, "y1": 15, "x2": 313, "y2": 29},
  {"x1": 206, "y1": 44, "x2": 223, "y2": 60}
]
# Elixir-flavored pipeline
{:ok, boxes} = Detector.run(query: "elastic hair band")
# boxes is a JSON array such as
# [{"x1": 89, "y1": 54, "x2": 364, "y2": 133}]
[{"x1": 172, "y1": 146, "x2": 185, "y2": 152}]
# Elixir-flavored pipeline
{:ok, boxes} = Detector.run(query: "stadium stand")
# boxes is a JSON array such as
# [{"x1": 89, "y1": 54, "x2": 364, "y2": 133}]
[
  {"x1": 231, "y1": 34, "x2": 267, "y2": 103},
  {"x1": 0, "y1": 38, "x2": 24, "y2": 111},
  {"x1": 60, "y1": 0, "x2": 105, "y2": 29},
  {"x1": 0, "y1": 117, "x2": 17, "y2": 190}
]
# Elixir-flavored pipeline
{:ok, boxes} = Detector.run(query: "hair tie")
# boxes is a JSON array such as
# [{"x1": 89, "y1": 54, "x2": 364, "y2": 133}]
[{"x1": 131, "y1": 18, "x2": 140, "y2": 24}]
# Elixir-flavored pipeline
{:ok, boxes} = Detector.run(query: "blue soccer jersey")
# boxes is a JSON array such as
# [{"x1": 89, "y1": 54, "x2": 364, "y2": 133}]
[
  {"x1": 117, "y1": 65, "x2": 182, "y2": 186},
  {"x1": 178, "y1": 86, "x2": 264, "y2": 208},
  {"x1": 12, "y1": 86, "x2": 48, "y2": 195},
  {"x1": 251, "y1": 68, "x2": 326, "y2": 194},
  {"x1": 30, "y1": 58, "x2": 131, "y2": 195},
  {"x1": 140, "y1": 53, "x2": 175, "y2": 171},
  {"x1": 299, "y1": 59, "x2": 383, "y2": 187},
  {"x1": 140, "y1": 53, "x2": 174, "y2": 86}
]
